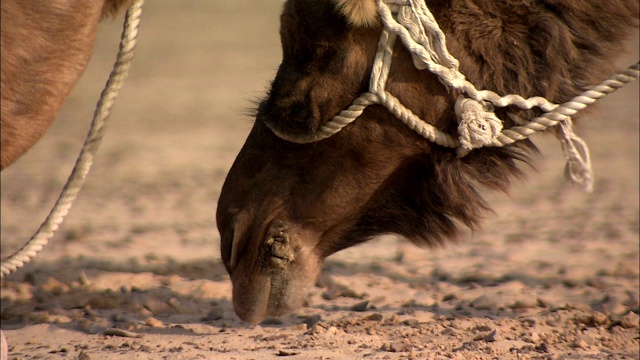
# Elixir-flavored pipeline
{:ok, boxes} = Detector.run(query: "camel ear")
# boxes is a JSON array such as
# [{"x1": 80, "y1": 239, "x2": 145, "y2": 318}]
[{"x1": 332, "y1": 0, "x2": 379, "y2": 27}]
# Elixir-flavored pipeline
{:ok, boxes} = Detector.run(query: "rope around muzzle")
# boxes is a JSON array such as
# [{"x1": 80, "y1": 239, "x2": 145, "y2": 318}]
[
  {"x1": 265, "y1": 0, "x2": 640, "y2": 193},
  {"x1": 0, "y1": 0, "x2": 145, "y2": 278}
]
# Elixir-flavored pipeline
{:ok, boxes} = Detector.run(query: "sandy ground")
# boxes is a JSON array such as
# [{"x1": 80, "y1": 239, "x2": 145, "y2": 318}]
[{"x1": 1, "y1": 1, "x2": 639, "y2": 359}]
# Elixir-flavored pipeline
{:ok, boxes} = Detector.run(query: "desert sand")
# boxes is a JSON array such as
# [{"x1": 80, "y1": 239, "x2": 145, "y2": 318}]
[{"x1": 1, "y1": 1, "x2": 638, "y2": 359}]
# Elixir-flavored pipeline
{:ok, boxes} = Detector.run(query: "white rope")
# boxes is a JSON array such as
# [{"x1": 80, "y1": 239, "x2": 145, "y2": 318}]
[
  {"x1": 265, "y1": 0, "x2": 639, "y2": 192},
  {"x1": 0, "y1": 0, "x2": 145, "y2": 278}
]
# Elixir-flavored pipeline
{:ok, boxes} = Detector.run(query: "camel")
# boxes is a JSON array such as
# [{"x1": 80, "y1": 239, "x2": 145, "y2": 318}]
[{"x1": 216, "y1": 0, "x2": 638, "y2": 324}]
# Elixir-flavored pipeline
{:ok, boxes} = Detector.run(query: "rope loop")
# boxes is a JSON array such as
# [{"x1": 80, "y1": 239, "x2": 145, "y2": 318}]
[{"x1": 557, "y1": 119, "x2": 594, "y2": 192}]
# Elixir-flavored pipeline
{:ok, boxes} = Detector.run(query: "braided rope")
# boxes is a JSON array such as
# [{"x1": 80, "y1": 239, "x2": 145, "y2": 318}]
[
  {"x1": 0, "y1": 0, "x2": 145, "y2": 278},
  {"x1": 492, "y1": 63, "x2": 640, "y2": 146}
]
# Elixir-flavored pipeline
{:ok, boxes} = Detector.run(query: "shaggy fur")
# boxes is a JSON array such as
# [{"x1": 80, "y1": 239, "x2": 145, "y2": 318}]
[
  {"x1": 218, "y1": 0, "x2": 637, "y2": 323},
  {"x1": 1, "y1": 0, "x2": 132, "y2": 170}
]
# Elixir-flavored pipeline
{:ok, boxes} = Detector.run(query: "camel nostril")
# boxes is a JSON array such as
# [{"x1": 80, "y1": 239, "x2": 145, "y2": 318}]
[
  {"x1": 220, "y1": 210, "x2": 251, "y2": 273},
  {"x1": 223, "y1": 228, "x2": 235, "y2": 273}
]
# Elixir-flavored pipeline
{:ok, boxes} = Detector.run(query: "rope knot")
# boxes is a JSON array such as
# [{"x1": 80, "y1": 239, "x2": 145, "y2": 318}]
[
  {"x1": 455, "y1": 97, "x2": 503, "y2": 155},
  {"x1": 557, "y1": 119, "x2": 594, "y2": 192}
]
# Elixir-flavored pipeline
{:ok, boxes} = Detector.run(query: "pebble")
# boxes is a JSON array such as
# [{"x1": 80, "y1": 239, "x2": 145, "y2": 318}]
[
  {"x1": 140, "y1": 297, "x2": 173, "y2": 315},
  {"x1": 511, "y1": 299, "x2": 538, "y2": 310},
  {"x1": 440, "y1": 327, "x2": 458, "y2": 336},
  {"x1": 145, "y1": 317, "x2": 164, "y2": 328},
  {"x1": 545, "y1": 314, "x2": 562, "y2": 327},
  {"x1": 401, "y1": 318, "x2": 419, "y2": 327},
  {"x1": 522, "y1": 332, "x2": 539, "y2": 343},
  {"x1": 620, "y1": 311, "x2": 639, "y2": 329},
  {"x1": 592, "y1": 311, "x2": 609, "y2": 326},
  {"x1": 290, "y1": 323, "x2": 307, "y2": 332},
  {"x1": 575, "y1": 313, "x2": 596, "y2": 327},
  {"x1": 441, "y1": 293, "x2": 457, "y2": 301},
  {"x1": 473, "y1": 324, "x2": 493, "y2": 332},
  {"x1": 38, "y1": 277, "x2": 70, "y2": 295},
  {"x1": 470, "y1": 295, "x2": 498, "y2": 310},
  {"x1": 350, "y1": 300, "x2": 369, "y2": 312},
  {"x1": 565, "y1": 303, "x2": 592, "y2": 312},
  {"x1": 327, "y1": 326, "x2": 339, "y2": 335},
  {"x1": 388, "y1": 342, "x2": 408, "y2": 352},
  {"x1": 365, "y1": 313, "x2": 384, "y2": 322},
  {"x1": 536, "y1": 297, "x2": 552, "y2": 308},
  {"x1": 103, "y1": 328, "x2": 143, "y2": 338},
  {"x1": 302, "y1": 314, "x2": 322, "y2": 328},
  {"x1": 167, "y1": 298, "x2": 183, "y2": 311},
  {"x1": 277, "y1": 349, "x2": 299, "y2": 356},
  {"x1": 574, "y1": 339, "x2": 589, "y2": 349},
  {"x1": 484, "y1": 329, "x2": 501, "y2": 342}
]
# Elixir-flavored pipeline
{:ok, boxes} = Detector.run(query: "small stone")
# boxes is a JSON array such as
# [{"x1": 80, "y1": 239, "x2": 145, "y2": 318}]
[
  {"x1": 365, "y1": 313, "x2": 384, "y2": 322},
  {"x1": 306, "y1": 324, "x2": 323, "y2": 335},
  {"x1": 442, "y1": 293, "x2": 457, "y2": 301},
  {"x1": 141, "y1": 297, "x2": 173, "y2": 315},
  {"x1": 522, "y1": 332, "x2": 540, "y2": 343},
  {"x1": 302, "y1": 314, "x2": 322, "y2": 328},
  {"x1": 327, "y1": 326, "x2": 339, "y2": 335},
  {"x1": 592, "y1": 311, "x2": 608, "y2": 326},
  {"x1": 574, "y1": 339, "x2": 589, "y2": 349},
  {"x1": 511, "y1": 299, "x2": 538, "y2": 310},
  {"x1": 290, "y1": 323, "x2": 307, "y2": 332},
  {"x1": 536, "y1": 298, "x2": 552, "y2": 308},
  {"x1": 575, "y1": 313, "x2": 594, "y2": 326},
  {"x1": 441, "y1": 327, "x2": 458, "y2": 336},
  {"x1": 350, "y1": 300, "x2": 369, "y2": 312},
  {"x1": 577, "y1": 334, "x2": 594, "y2": 346},
  {"x1": 39, "y1": 277, "x2": 70, "y2": 295},
  {"x1": 565, "y1": 303, "x2": 591, "y2": 312},
  {"x1": 389, "y1": 342, "x2": 408, "y2": 352},
  {"x1": 167, "y1": 298, "x2": 182, "y2": 311},
  {"x1": 620, "y1": 311, "x2": 639, "y2": 329},
  {"x1": 474, "y1": 324, "x2": 493, "y2": 332},
  {"x1": 402, "y1": 318, "x2": 419, "y2": 327},
  {"x1": 534, "y1": 342, "x2": 549, "y2": 353},
  {"x1": 78, "y1": 271, "x2": 91, "y2": 286},
  {"x1": 484, "y1": 329, "x2": 501, "y2": 342},
  {"x1": 470, "y1": 295, "x2": 498, "y2": 310},
  {"x1": 562, "y1": 278, "x2": 580, "y2": 288},
  {"x1": 103, "y1": 328, "x2": 143, "y2": 338},
  {"x1": 145, "y1": 317, "x2": 163, "y2": 328},
  {"x1": 277, "y1": 349, "x2": 299, "y2": 356},
  {"x1": 78, "y1": 351, "x2": 91, "y2": 360}
]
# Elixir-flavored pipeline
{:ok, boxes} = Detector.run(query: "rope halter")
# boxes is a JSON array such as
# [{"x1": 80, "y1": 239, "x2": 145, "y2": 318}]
[{"x1": 264, "y1": 0, "x2": 639, "y2": 193}]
